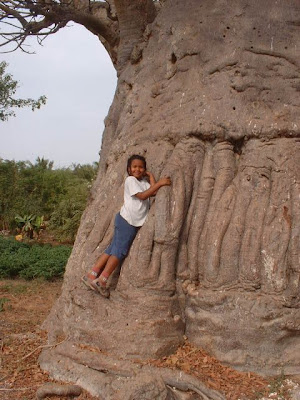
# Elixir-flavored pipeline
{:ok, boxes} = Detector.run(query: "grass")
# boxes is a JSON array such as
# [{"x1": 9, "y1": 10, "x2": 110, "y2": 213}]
[
  {"x1": 1, "y1": 282, "x2": 29, "y2": 294},
  {"x1": 0, "y1": 296, "x2": 10, "y2": 311},
  {"x1": 265, "y1": 373, "x2": 289, "y2": 400},
  {"x1": 0, "y1": 236, "x2": 72, "y2": 280}
]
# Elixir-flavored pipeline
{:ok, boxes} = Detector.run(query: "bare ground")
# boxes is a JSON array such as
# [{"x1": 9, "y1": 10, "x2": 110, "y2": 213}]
[
  {"x1": 0, "y1": 279, "x2": 98, "y2": 400},
  {"x1": 0, "y1": 279, "x2": 295, "y2": 400}
]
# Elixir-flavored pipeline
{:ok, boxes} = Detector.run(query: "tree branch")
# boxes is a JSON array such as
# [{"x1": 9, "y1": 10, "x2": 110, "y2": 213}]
[
  {"x1": 0, "y1": 0, "x2": 119, "y2": 64},
  {"x1": 0, "y1": 3, "x2": 27, "y2": 28},
  {"x1": 0, "y1": 1, "x2": 160, "y2": 70},
  {"x1": 72, "y1": 3, "x2": 119, "y2": 63}
]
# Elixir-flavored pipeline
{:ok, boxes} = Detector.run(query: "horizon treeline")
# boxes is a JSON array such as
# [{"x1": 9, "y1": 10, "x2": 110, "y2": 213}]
[{"x1": 0, "y1": 157, "x2": 98, "y2": 242}]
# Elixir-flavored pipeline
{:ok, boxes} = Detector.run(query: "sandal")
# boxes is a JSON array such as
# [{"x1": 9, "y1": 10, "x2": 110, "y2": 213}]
[
  {"x1": 81, "y1": 275, "x2": 96, "y2": 291},
  {"x1": 91, "y1": 280, "x2": 110, "y2": 299}
]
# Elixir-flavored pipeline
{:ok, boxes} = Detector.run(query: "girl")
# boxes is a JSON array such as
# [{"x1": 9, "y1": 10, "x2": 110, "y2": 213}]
[{"x1": 82, "y1": 155, "x2": 171, "y2": 298}]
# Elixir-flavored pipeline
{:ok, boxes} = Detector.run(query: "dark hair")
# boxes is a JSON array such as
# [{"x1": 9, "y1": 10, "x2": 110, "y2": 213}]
[{"x1": 127, "y1": 154, "x2": 147, "y2": 174}]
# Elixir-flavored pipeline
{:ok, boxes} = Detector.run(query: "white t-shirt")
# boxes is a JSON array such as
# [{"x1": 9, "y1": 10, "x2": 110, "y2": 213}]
[{"x1": 120, "y1": 176, "x2": 151, "y2": 227}]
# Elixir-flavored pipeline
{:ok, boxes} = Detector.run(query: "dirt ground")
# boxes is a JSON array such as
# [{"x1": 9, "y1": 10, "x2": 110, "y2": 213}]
[
  {"x1": 0, "y1": 279, "x2": 296, "y2": 400},
  {"x1": 0, "y1": 279, "x2": 98, "y2": 400}
]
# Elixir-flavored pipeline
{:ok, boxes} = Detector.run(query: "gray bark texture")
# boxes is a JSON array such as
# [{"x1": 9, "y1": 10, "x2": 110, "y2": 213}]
[{"x1": 40, "y1": 0, "x2": 300, "y2": 398}]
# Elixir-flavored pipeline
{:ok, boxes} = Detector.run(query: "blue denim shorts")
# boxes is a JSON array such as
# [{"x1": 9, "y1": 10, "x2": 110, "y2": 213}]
[{"x1": 104, "y1": 213, "x2": 139, "y2": 260}]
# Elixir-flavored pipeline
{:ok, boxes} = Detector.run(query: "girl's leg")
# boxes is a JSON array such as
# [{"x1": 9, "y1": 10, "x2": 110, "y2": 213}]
[
  {"x1": 86, "y1": 253, "x2": 110, "y2": 280},
  {"x1": 95, "y1": 255, "x2": 120, "y2": 287}
]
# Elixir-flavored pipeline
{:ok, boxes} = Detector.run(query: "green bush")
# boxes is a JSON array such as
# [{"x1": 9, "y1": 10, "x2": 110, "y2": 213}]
[
  {"x1": 0, "y1": 158, "x2": 98, "y2": 242},
  {"x1": 0, "y1": 236, "x2": 72, "y2": 280}
]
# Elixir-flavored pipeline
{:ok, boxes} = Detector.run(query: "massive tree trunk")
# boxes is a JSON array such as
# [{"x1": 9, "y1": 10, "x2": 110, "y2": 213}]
[{"x1": 40, "y1": 0, "x2": 300, "y2": 398}]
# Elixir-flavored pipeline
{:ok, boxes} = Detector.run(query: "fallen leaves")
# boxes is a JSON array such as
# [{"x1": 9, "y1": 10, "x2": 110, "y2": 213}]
[
  {"x1": 0, "y1": 279, "x2": 295, "y2": 400},
  {"x1": 149, "y1": 341, "x2": 269, "y2": 400},
  {"x1": 0, "y1": 279, "x2": 97, "y2": 400}
]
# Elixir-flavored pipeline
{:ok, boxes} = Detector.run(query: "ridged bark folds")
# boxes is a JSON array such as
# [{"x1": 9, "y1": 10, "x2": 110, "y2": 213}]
[
  {"x1": 40, "y1": 0, "x2": 300, "y2": 394},
  {"x1": 119, "y1": 137, "x2": 300, "y2": 300}
]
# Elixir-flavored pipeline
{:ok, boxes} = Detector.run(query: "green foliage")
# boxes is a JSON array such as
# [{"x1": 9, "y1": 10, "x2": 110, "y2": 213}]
[
  {"x1": 48, "y1": 182, "x2": 89, "y2": 242},
  {"x1": 15, "y1": 214, "x2": 35, "y2": 238},
  {"x1": 15, "y1": 214, "x2": 45, "y2": 238},
  {"x1": 0, "y1": 158, "x2": 98, "y2": 242},
  {"x1": 0, "y1": 61, "x2": 46, "y2": 121},
  {"x1": 34, "y1": 215, "x2": 45, "y2": 231},
  {"x1": 71, "y1": 162, "x2": 98, "y2": 181},
  {"x1": 0, "y1": 236, "x2": 71, "y2": 280}
]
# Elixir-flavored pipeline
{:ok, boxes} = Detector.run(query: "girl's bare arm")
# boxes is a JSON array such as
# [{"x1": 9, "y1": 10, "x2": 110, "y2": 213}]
[
  {"x1": 145, "y1": 171, "x2": 156, "y2": 187},
  {"x1": 135, "y1": 177, "x2": 171, "y2": 200}
]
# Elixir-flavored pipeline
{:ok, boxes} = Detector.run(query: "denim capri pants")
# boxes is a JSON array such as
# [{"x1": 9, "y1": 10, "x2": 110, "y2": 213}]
[{"x1": 104, "y1": 213, "x2": 139, "y2": 260}]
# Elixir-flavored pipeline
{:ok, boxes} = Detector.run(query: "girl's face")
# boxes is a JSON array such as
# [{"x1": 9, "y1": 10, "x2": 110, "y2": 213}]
[{"x1": 128, "y1": 159, "x2": 146, "y2": 180}]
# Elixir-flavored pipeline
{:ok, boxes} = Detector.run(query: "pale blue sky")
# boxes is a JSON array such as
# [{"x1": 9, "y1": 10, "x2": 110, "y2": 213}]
[{"x1": 0, "y1": 24, "x2": 117, "y2": 168}]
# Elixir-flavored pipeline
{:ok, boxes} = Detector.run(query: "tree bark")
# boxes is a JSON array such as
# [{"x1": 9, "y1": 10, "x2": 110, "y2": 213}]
[
  {"x1": 41, "y1": 0, "x2": 300, "y2": 397},
  {"x1": 114, "y1": 0, "x2": 156, "y2": 71}
]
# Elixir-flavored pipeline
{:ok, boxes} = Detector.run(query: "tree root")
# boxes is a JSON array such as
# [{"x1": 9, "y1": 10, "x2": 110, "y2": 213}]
[
  {"x1": 41, "y1": 342, "x2": 225, "y2": 400},
  {"x1": 36, "y1": 383, "x2": 82, "y2": 399},
  {"x1": 158, "y1": 368, "x2": 225, "y2": 400},
  {"x1": 20, "y1": 337, "x2": 67, "y2": 362}
]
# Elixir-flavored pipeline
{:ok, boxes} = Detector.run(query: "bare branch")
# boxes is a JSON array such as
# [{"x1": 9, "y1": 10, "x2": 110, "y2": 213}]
[
  {"x1": 0, "y1": 3, "x2": 27, "y2": 27},
  {"x1": 0, "y1": 0, "x2": 119, "y2": 59},
  {"x1": 0, "y1": 0, "x2": 160, "y2": 70}
]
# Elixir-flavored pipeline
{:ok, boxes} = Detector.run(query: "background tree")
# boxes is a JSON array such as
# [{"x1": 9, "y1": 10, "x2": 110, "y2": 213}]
[
  {"x1": 1, "y1": 1, "x2": 299, "y2": 399},
  {"x1": 0, "y1": 61, "x2": 46, "y2": 120},
  {"x1": 0, "y1": 158, "x2": 97, "y2": 242}
]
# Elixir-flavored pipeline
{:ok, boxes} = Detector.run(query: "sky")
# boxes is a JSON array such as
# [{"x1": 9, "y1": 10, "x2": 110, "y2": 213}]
[{"x1": 0, "y1": 24, "x2": 117, "y2": 168}]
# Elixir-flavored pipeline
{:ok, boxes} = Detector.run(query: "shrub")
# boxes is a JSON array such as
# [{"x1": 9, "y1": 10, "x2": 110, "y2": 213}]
[
  {"x1": 0, "y1": 236, "x2": 71, "y2": 280},
  {"x1": 0, "y1": 158, "x2": 98, "y2": 242}
]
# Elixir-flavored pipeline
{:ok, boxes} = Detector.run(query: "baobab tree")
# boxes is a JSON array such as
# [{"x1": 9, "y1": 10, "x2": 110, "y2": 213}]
[{"x1": 1, "y1": 0, "x2": 299, "y2": 398}]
